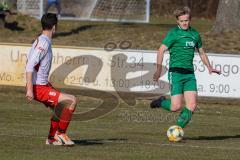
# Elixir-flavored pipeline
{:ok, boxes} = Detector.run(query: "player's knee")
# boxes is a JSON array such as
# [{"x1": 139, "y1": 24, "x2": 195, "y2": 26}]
[
  {"x1": 171, "y1": 103, "x2": 182, "y2": 112},
  {"x1": 187, "y1": 102, "x2": 196, "y2": 111},
  {"x1": 58, "y1": 94, "x2": 77, "y2": 110}
]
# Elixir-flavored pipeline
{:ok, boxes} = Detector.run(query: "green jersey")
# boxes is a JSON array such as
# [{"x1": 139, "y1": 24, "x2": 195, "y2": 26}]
[{"x1": 162, "y1": 26, "x2": 202, "y2": 71}]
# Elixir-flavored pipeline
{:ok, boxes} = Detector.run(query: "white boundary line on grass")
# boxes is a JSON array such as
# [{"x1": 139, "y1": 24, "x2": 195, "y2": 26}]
[{"x1": 1, "y1": 134, "x2": 240, "y2": 151}]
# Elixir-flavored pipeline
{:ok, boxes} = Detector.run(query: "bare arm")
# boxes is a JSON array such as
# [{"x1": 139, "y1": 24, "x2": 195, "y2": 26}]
[
  {"x1": 198, "y1": 48, "x2": 221, "y2": 74},
  {"x1": 153, "y1": 44, "x2": 167, "y2": 81},
  {"x1": 26, "y1": 72, "x2": 34, "y2": 102}
]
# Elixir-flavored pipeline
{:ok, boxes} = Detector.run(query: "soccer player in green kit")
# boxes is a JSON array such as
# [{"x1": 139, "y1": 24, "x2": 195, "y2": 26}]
[{"x1": 151, "y1": 7, "x2": 221, "y2": 131}]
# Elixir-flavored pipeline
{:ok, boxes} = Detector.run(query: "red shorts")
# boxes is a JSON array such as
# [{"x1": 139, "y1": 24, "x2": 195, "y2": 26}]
[{"x1": 33, "y1": 83, "x2": 60, "y2": 108}]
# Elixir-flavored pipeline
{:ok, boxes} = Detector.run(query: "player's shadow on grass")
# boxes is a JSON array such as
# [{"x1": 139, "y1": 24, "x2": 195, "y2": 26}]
[
  {"x1": 5, "y1": 21, "x2": 24, "y2": 31},
  {"x1": 119, "y1": 23, "x2": 176, "y2": 29},
  {"x1": 73, "y1": 138, "x2": 128, "y2": 146},
  {"x1": 148, "y1": 23, "x2": 176, "y2": 29},
  {"x1": 54, "y1": 25, "x2": 96, "y2": 37},
  {"x1": 186, "y1": 135, "x2": 240, "y2": 141}
]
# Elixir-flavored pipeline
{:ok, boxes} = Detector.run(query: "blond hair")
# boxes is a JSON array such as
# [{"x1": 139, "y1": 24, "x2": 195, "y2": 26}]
[{"x1": 173, "y1": 6, "x2": 191, "y2": 19}]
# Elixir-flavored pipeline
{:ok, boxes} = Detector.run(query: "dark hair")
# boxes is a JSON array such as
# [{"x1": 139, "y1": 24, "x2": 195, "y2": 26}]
[
  {"x1": 41, "y1": 13, "x2": 58, "y2": 30},
  {"x1": 173, "y1": 6, "x2": 191, "y2": 20}
]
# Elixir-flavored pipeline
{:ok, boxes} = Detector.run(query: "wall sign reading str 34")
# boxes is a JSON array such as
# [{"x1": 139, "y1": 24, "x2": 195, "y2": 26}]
[{"x1": 0, "y1": 43, "x2": 240, "y2": 99}]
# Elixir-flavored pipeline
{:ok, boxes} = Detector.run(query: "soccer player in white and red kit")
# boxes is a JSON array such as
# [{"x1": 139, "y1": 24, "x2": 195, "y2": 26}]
[{"x1": 25, "y1": 13, "x2": 76, "y2": 146}]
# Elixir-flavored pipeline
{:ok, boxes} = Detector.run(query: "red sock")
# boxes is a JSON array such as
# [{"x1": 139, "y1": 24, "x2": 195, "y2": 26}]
[
  {"x1": 58, "y1": 108, "x2": 74, "y2": 133},
  {"x1": 48, "y1": 117, "x2": 59, "y2": 139}
]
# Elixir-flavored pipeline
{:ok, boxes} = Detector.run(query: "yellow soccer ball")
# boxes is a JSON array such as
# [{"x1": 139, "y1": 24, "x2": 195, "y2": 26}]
[{"x1": 167, "y1": 125, "x2": 184, "y2": 142}]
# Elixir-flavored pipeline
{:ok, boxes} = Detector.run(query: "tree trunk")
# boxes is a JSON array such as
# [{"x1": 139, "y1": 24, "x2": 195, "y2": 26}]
[{"x1": 212, "y1": 0, "x2": 240, "y2": 34}]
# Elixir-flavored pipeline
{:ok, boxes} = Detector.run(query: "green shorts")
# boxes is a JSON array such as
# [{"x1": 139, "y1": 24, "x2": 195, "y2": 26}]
[{"x1": 168, "y1": 72, "x2": 197, "y2": 96}]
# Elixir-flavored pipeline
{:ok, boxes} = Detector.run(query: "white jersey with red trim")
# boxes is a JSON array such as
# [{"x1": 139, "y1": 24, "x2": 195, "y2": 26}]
[{"x1": 26, "y1": 34, "x2": 52, "y2": 85}]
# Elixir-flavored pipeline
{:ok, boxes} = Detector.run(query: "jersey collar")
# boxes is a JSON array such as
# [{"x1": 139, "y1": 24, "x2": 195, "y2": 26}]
[
  {"x1": 41, "y1": 34, "x2": 52, "y2": 44},
  {"x1": 177, "y1": 25, "x2": 192, "y2": 31}
]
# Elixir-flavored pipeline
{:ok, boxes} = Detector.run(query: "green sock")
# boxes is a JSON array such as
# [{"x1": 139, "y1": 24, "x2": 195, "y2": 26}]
[
  {"x1": 176, "y1": 107, "x2": 192, "y2": 128},
  {"x1": 161, "y1": 99, "x2": 171, "y2": 111}
]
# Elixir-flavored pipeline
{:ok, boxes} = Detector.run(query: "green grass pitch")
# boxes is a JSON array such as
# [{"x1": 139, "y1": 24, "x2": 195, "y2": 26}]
[{"x1": 0, "y1": 89, "x2": 239, "y2": 160}]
